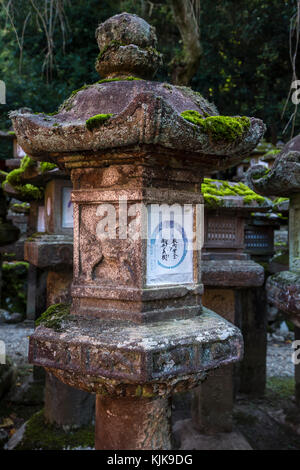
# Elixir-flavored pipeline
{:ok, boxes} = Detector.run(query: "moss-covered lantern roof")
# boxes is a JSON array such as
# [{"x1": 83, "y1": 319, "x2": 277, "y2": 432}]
[
  {"x1": 202, "y1": 178, "x2": 272, "y2": 211},
  {"x1": 247, "y1": 134, "x2": 300, "y2": 197},
  {"x1": 10, "y1": 13, "x2": 265, "y2": 172}
]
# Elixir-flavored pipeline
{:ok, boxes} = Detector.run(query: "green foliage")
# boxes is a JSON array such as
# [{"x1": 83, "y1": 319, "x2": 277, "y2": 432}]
[
  {"x1": 15, "y1": 409, "x2": 94, "y2": 450},
  {"x1": 35, "y1": 303, "x2": 71, "y2": 331},
  {"x1": 86, "y1": 113, "x2": 114, "y2": 131},
  {"x1": 1, "y1": 261, "x2": 29, "y2": 314},
  {"x1": 181, "y1": 110, "x2": 250, "y2": 142}
]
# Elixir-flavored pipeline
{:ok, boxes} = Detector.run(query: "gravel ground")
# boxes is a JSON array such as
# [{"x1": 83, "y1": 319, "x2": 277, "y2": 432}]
[
  {"x1": 0, "y1": 323, "x2": 34, "y2": 366},
  {"x1": 0, "y1": 322, "x2": 295, "y2": 376},
  {"x1": 267, "y1": 342, "x2": 294, "y2": 377}
]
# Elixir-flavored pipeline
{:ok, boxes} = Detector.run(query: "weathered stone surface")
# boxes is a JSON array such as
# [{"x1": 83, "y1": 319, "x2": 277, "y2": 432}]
[
  {"x1": 10, "y1": 87, "x2": 264, "y2": 168},
  {"x1": 96, "y1": 395, "x2": 170, "y2": 450},
  {"x1": 29, "y1": 307, "x2": 243, "y2": 396},
  {"x1": 95, "y1": 13, "x2": 161, "y2": 80},
  {"x1": 192, "y1": 365, "x2": 234, "y2": 434},
  {"x1": 235, "y1": 287, "x2": 267, "y2": 396},
  {"x1": 44, "y1": 372, "x2": 94, "y2": 427},
  {"x1": 202, "y1": 260, "x2": 264, "y2": 287},
  {"x1": 24, "y1": 234, "x2": 73, "y2": 269},
  {"x1": 266, "y1": 271, "x2": 300, "y2": 326},
  {"x1": 47, "y1": 270, "x2": 73, "y2": 305},
  {"x1": 247, "y1": 134, "x2": 300, "y2": 197}
]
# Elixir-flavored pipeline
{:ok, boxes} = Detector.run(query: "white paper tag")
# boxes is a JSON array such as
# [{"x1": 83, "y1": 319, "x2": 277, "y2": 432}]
[
  {"x1": 62, "y1": 187, "x2": 73, "y2": 228},
  {"x1": 37, "y1": 206, "x2": 45, "y2": 232},
  {"x1": 146, "y1": 204, "x2": 194, "y2": 286}
]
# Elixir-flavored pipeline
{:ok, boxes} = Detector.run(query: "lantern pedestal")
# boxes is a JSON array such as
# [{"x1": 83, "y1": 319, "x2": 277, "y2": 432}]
[{"x1": 95, "y1": 395, "x2": 171, "y2": 450}]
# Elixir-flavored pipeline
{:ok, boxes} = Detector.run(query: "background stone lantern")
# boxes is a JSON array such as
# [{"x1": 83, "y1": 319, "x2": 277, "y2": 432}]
[
  {"x1": 21, "y1": 166, "x2": 95, "y2": 429},
  {"x1": 247, "y1": 134, "x2": 300, "y2": 407},
  {"x1": 174, "y1": 180, "x2": 270, "y2": 449},
  {"x1": 11, "y1": 13, "x2": 265, "y2": 450}
]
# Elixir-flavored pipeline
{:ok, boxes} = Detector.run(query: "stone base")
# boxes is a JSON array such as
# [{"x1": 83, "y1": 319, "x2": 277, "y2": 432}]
[
  {"x1": 29, "y1": 308, "x2": 243, "y2": 395},
  {"x1": 173, "y1": 419, "x2": 252, "y2": 450}
]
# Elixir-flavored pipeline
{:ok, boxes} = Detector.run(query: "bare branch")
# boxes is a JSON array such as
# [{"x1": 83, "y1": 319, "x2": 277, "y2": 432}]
[{"x1": 282, "y1": 0, "x2": 300, "y2": 139}]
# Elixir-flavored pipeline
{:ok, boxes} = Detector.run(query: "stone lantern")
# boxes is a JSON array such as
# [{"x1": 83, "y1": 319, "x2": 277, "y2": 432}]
[
  {"x1": 247, "y1": 134, "x2": 300, "y2": 406},
  {"x1": 174, "y1": 180, "x2": 269, "y2": 448},
  {"x1": 11, "y1": 13, "x2": 265, "y2": 450},
  {"x1": 23, "y1": 168, "x2": 73, "y2": 310}
]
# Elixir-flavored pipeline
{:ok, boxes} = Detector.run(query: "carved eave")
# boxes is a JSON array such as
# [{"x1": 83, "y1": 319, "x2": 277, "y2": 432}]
[
  {"x1": 205, "y1": 195, "x2": 273, "y2": 213},
  {"x1": 10, "y1": 81, "x2": 265, "y2": 172},
  {"x1": 247, "y1": 135, "x2": 300, "y2": 197},
  {"x1": 24, "y1": 234, "x2": 73, "y2": 269}
]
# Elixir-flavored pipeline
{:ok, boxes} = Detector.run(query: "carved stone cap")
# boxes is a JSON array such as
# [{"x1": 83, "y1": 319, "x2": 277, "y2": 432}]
[
  {"x1": 246, "y1": 134, "x2": 300, "y2": 197},
  {"x1": 95, "y1": 13, "x2": 162, "y2": 79},
  {"x1": 10, "y1": 13, "x2": 265, "y2": 170}
]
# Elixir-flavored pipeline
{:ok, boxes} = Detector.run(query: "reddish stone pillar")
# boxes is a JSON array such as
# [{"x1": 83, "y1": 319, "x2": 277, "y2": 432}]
[{"x1": 95, "y1": 395, "x2": 171, "y2": 450}]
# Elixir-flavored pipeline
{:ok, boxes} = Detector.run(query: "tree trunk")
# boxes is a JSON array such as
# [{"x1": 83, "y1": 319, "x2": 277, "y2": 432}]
[{"x1": 170, "y1": 0, "x2": 202, "y2": 86}]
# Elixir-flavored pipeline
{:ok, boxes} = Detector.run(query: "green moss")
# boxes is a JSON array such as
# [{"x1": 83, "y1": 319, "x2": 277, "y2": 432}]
[
  {"x1": 86, "y1": 113, "x2": 114, "y2": 131},
  {"x1": 11, "y1": 202, "x2": 30, "y2": 213},
  {"x1": 273, "y1": 197, "x2": 289, "y2": 206},
  {"x1": 2, "y1": 262, "x2": 29, "y2": 314},
  {"x1": 15, "y1": 409, "x2": 94, "y2": 450},
  {"x1": 40, "y1": 162, "x2": 57, "y2": 173},
  {"x1": 97, "y1": 76, "x2": 142, "y2": 84},
  {"x1": 35, "y1": 303, "x2": 71, "y2": 331},
  {"x1": 264, "y1": 149, "x2": 281, "y2": 158},
  {"x1": 181, "y1": 111, "x2": 251, "y2": 143},
  {"x1": 266, "y1": 377, "x2": 295, "y2": 400},
  {"x1": 253, "y1": 168, "x2": 270, "y2": 180},
  {"x1": 181, "y1": 109, "x2": 204, "y2": 125},
  {"x1": 201, "y1": 178, "x2": 266, "y2": 206},
  {"x1": 18, "y1": 184, "x2": 43, "y2": 200},
  {"x1": 20, "y1": 155, "x2": 35, "y2": 171},
  {"x1": 2, "y1": 156, "x2": 43, "y2": 200}
]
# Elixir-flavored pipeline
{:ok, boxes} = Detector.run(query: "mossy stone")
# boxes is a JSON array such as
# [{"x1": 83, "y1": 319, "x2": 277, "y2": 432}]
[
  {"x1": 86, "y1": 113, "x2": 114, "y2": 131},
  {"x1": 181, "y1": 110, "x2": 251, "y2": 143}
]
